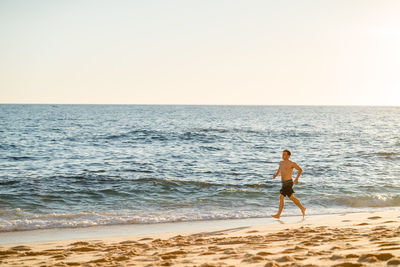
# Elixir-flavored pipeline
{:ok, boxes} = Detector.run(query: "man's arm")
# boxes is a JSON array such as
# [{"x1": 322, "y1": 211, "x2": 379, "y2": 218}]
[
  {"x1": 293, "y1": 162, "x2": 302, "y2": 184},
  {"x1": 273, "y1": 166, "x2": 281, "y2": 179}
]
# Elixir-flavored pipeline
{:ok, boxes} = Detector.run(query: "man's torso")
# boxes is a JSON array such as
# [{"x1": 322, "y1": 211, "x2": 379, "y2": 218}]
[{"x1": 280, "y1": 160, "x2": 294, "y2": 181}]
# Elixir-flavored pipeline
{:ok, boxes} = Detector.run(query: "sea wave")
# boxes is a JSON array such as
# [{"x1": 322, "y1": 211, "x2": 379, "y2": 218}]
[
  {"x1": 96, "y1": 126, "x2": 322, "y2": 145},
  {"x1": 103, "y1": 129, "x2": 166, "y2": 141},
  {"x1": 132, "y1": 177, "x2": 273, "y2": 190},
  {"x1": 333, "y1": 194, "x2": 400, "y2": 208},
  {"x1": 6, "y1": 156, "x2": 34, "y2": 161},
  {"x1": 0, "y1": 209, "x2": 271, "y2": 232},
  {"x1": 0, "y1": 180, "x2": 19, "y2": 186},
  {"x1": 100, "y1": 129, "x2": 224, "y2": 143}
]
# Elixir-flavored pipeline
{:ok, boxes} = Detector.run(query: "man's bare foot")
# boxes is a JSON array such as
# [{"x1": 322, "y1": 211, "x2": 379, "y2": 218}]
[
  {"x1": 271, "y1": 214, "x2": 280, "y2": 219},
  {"x1": 301, "y1": 207, "x2": 306, "y2": 218}
]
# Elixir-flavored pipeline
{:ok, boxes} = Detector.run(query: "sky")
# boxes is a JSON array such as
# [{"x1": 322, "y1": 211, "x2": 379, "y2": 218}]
[{"x1": 0, "y1": 0, "x2": 399, "y2": 105}]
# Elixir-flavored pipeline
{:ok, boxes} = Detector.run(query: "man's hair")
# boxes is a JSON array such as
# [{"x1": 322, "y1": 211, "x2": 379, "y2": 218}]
[{"x1": 283, "y1": 149, "x2": 291, "y2": 156}]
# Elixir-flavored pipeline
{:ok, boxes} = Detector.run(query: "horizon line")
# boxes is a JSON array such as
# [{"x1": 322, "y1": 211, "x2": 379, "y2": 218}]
[{"x1": 0, "y1": 103, "x2": 398, "y2": 107}]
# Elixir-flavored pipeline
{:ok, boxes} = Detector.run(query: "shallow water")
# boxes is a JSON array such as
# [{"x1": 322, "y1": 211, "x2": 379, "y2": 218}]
[{"x1": 0, "y1": 105, "x2": 399, "y2": 231}]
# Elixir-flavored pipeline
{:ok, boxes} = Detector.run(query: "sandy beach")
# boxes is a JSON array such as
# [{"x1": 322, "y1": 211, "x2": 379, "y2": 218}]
[{"x1": 1, "y1": 211, "x2": 399, "y2": 266}]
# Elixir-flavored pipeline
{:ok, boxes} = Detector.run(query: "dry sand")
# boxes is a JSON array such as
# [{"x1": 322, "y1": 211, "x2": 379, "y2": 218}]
[{"x1": 1, "y1": 211, "x2": 399, "y2": 267}]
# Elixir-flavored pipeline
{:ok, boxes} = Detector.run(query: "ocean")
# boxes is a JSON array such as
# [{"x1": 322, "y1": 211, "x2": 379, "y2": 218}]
[{"x1": 0, "y1": 104, "x2": 399, "y2": 232}]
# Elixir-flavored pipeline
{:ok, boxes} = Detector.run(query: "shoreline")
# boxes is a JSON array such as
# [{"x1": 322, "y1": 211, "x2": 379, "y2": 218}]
[
  {"x1": 0, "y1": 210, "x2": 398, "y2": 245},
  {"x1": 1, "y1": 210, "x2": 399, "y2": 266}
]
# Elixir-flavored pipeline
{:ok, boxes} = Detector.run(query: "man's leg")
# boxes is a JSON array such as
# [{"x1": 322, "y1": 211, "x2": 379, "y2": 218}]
[
  {"x1": 289, "y1": 194, "x2": 306, "y2": 217},
  {"x1": 271, "y1": 194, "x2": 285, "y2": 219}
]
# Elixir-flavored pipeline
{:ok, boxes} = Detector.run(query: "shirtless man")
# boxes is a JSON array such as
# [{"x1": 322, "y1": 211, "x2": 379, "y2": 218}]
[{"x1": 271, "y1": 149, "x2": 306, "y2": 219}]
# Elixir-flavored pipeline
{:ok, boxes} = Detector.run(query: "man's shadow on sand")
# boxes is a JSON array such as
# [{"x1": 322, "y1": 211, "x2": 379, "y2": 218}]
[
  {"x1": 275, "y1": 217, "x2": 306, "y2": 225},
  {"x1": 190, "y1": 226, "x2": 250, "y2": 237}
]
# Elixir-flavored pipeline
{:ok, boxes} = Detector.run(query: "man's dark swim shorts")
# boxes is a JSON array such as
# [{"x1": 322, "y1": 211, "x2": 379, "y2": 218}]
[{"x1": 280, "y1": 181, "x2": 294, "y2": 197}]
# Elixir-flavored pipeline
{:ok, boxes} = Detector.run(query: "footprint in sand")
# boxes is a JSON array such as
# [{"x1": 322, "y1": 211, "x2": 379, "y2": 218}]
[
  {"x1": 160, "y1": 250, "x2": 187, "y2": 260},
  {"x1": 112, "y1": 255, "x2": 130, "y2": 261},
  {"x1": 69, "y1": 246, "x2": 97, "y2": 252},
  {"x1": 51, "y1": 254, "x2": 66, "y2": 260},
  {"x1": 222, "y1": 248, "x2": 237, "y2": 255},
  {"x1": 10, "y1": 246, "x2": 31, "y2": 252},
  {"x1": 358, "y1": 254, "x2": 378, "y2": 263},
  {"x1": 219, "y1": 255, "x2": 231, "y2": 260},
  {"x1": 379, "y1": 247, "x2": 400, "y2": 251},
  {"x1": 159, "y1": 260, "x2": 173, "y2": 266},
  {"x1": 200, "y1": 251, "x2": 216, "y2": 255},
  {"x1": 377, "y1": 242, "x2": 400, "y2": 247},
  {"x1": 275, "y1": 255, "x2": 295, "y2": 262},
  {"x1": 332, "y1": 263, "x2": 364, "y2": 267},
  {"x1": 367, "y1": 216, "x2": 382, "y2": 220},
  {"x1": 241, "y1": 255, "x2": 264, "y2": 263},
  {"x1": 0, "y1": 249, "x2": 19, "y2": 256},
  {"x1": 23, "y1": 251, "x2": 44, "y2": 257},
  {"x1": 345, "y1": 254, "x2": 359, "y2": 259},
  {"x1": 387, "y1": 259, "x2": 400, "y2": 266},
  {"x1": 58, "y1": 261, "x2": 80, "y2": 266},
  {"x1": 282, "y1": 246, "x2": 307, "y2": 254},
  {"x1": 207, "y1": 246, "x2": 221, "y2": 251},
  {"x1": 358, "y1": 253, "x2": 394, "y2": 262}
]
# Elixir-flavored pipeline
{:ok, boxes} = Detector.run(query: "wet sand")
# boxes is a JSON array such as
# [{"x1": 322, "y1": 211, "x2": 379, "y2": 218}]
[{"x1": 1, "y1": 211, "x2": 399, "y2": 266}]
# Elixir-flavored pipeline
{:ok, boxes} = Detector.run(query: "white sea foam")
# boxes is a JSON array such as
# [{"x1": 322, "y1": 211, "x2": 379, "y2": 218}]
[
  {"x1": 0, "y1": 208, "x2": 277, "y2": 232},
  {"x1": 1, "y1": 205, "x2": 399, "y2": 232}
]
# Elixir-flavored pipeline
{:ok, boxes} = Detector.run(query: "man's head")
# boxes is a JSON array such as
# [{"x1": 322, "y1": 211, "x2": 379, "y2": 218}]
[{"x1": 282, "y1": 149, "x2": 291, "y2": 160}]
